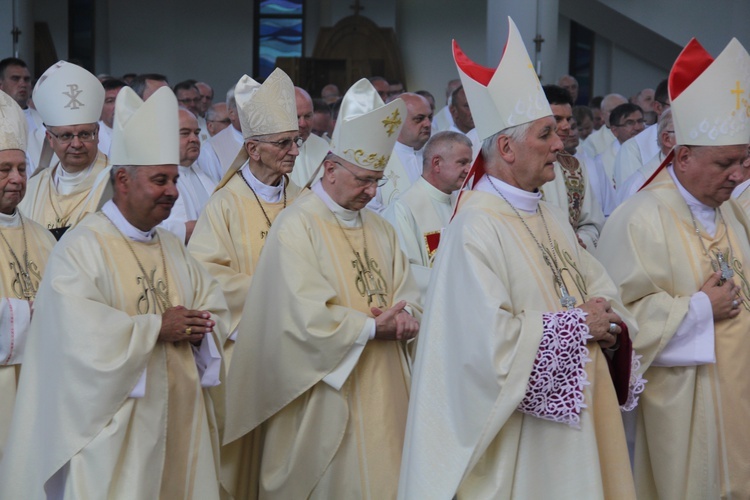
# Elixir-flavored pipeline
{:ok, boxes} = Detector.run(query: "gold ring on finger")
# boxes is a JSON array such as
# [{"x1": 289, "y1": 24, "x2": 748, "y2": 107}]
[{"x1": 186, "y1": 327, "x2": 192, "y2": 335}]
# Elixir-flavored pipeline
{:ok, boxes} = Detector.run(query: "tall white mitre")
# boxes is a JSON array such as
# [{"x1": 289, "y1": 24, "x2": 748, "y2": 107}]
[
  {"x1": 32, "y1": 60, "x2": 104, "y2": 126},
  {"x1": 0, "y1": 89, "x2": 27, "y2": 152},
  {"x1": 669, "y1": 37, "x2": 750, "y2": 146},
  {"x1": 453, "y1": 16, "x2": 551, "y2": 142},
  {"x1": 330, "y1": 78, "x2": 406, "y2": 172},
  {"x1": 215, "y1": 68, "x2": 298, "y2": 190},
  {"x1": 109, "y1": 86, "x2": 179, "y2": 166}
]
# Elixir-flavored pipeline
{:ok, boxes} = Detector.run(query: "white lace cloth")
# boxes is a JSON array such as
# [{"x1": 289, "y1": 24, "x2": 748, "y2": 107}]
[
  {"x1": 517, "y1": 309, "x2": 592, "y2": 428},
  {"x1": 517, "y1": 308, "x2": 647, "y2": 427}
]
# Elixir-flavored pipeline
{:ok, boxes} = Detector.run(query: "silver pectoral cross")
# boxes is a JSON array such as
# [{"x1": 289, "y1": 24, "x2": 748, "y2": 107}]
[
  {"x1": 559, "y1": 283, "x2": 577, "y2": 310},
  {"x1": 716, "y1": 251, "x2": 734, "y2": 283}
]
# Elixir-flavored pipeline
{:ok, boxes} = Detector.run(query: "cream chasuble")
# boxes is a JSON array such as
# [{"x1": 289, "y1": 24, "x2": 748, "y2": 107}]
[
  {"x1": 289, "y1": 133, "x2": 330, "y2": 187},
  {"x1": 597, "y1": 168, "x2": 750, "y2": 500},
  {"x1": 384, "y1": 177, "x2": 451, "y2": 299},
  {"x1": 19, "y1": 151, "x2": 111, "y2": 238},
  {"x1": 188, "y1": 168, "x2": 301, "y2": 366},
  {"x1": 222, "y1": 189, "x2": 421, "y2": 499},
  {"x1": 0, "y1": 211, "x2": 230, "y2": 500},
  {"x1": 399, "y1": 187, "x2": 638, "y2": 499},
  {"x1": 0, "y1": 212, "x2": 55, "y2": 459}
]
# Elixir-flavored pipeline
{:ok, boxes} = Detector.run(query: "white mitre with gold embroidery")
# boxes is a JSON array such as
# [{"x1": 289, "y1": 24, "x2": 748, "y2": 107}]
[
  {"x1": 330, "y1": 78, "x2": 406, "y2": 172},
  {"x1": 109, "y1": 87, "x2": 179, "y2": 166},
  {"x1": 670, "y1": 37, "x2": 750, "y2": 146},
  {"x1": 0, "y1": 89, "x2": 27, "y2": 152},
  {"x1": 453, "y1": 16, "x2": 551, "y2": 141},
  {"x1": 236, "y1": 68, "x2": 297, "y2": 140},
  {"x1": 32, "y1": 60, "x2": 104, "y2": 126}
]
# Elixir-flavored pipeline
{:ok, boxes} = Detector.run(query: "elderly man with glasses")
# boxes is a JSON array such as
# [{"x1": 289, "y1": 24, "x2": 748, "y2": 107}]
[
  {"x1": 19, "y1": 61, "x2": 111, "y2": 240},
  {"x1": 221, "y1": 78, "x2": 420, "y2": 499},
  {"x1": 188, "y1": 68, "x2": 303, "y2": 371}
]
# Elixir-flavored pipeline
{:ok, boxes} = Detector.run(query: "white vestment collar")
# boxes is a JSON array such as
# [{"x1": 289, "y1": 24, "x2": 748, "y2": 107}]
[
  {"x1": 474, "y1": 174, "x2": 542, "y2": 214},
  {"x1": 240, "y1": 161, "x2": 284, "y2": 203},
  {"x1": 0, "y1": 209, "x2": 21, "y2": 228},
  {"x1": 54, "y1": 161, "x2": 95, "y2": 195},
  {"x1": 102, "y1": 200, "x2": 156, "y2": 242},
  {"x1": 312, "y1": 179, "x2": 361, "y2": 227}
]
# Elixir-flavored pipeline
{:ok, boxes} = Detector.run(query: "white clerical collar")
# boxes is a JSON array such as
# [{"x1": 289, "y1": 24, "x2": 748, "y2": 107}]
[
  {"x1": 668, "y1": 165, "x2": 717, "y2": 236},
  {"x1": 240, "y1": 161, "x2": 284, "y2": 203},
  {"x1": 54, "y1": 161, "x2": 95, "y2": 190},
  {"x1": 0, "y1": 210, "x2": 20, "y2": 228},
  {"x1": 418, "y1": 177, "x2": 451, "y2": 204},
  {"x1": 312, "y1": 179, "x2": 361, "y2": 227},
  {"x1": 475, "y1": 174, "x2": 542, "y2": 213},
  {"x1": 102, "y1": 200, "x2": 156, "y2": 242}
]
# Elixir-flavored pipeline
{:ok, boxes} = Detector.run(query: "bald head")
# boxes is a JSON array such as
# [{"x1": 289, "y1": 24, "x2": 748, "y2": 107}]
[
  {"x1": 601, "y1": 94, "x2": 628, "y2": 129},
  {"x1": 557, "y1": 75, "x2": 579, "y2": 104},
  {"x1": 398, "y1": 93, "x2": 433, "y2": 150},
  {"x1": 295, "y1": 87, "x2": 314, "y2": 141},
  {"x1": 178, "y1": 108, "x2": 201, "y2": 166}
]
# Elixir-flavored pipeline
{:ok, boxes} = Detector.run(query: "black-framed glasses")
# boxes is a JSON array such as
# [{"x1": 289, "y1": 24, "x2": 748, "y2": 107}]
[
  {"x1": 178, "y1": 97, "x2": 202, "y2": 105},
  {"x1": 254, "y1": 136, "x2": 304, "y2": 150},
  {"x1": 47, "y1": 129, "x2": 98, "y2": 143},
  {"x1": 333, "y1": 161, "x2": 388, "y2": 187}
]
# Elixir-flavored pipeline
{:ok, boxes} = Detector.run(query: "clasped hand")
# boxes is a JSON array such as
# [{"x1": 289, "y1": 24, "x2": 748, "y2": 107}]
[
  {"x1": 159, "y1": 305, "x2": 214, "y2": 344},
  {"x1": 579, "y1": 297, "x2": 622, "y2": 349},
  {"x1": 372, "y1": 300, "x2": 420, "y2": 341}
]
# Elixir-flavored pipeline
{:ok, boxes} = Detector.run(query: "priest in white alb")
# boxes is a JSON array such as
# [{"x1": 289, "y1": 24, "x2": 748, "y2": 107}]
[
  {"x1": 399, "y1": 18, "x2": 643, "y2": 499},
  {"x1": 19, "y1": 61, "x2": 112, "y2": 240},
  {"x1": 0, "y1": 90, "x2": 56, "y2": 460},
  {"x1": 289, "y1": 86, "x2": 331, "y2": 187},
  {"x1": 0, "y1": 86, "x2": 229, "y2": 499},
  {"x1": 222, "y1": 78, "x2": 421, "y2": 499},
  {"x1": 384, "y1": 130, "x2": 472, "y2": 297},
  {"x1": 597, "y1": 37, "x2": 750, "y2": 499},
  {"x1": 159, "y1": 108, "x2": 216, "y2": 244}
]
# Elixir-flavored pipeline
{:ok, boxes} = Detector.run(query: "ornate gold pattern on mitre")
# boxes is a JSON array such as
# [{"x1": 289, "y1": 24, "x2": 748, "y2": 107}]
[
  {"x1": 382, "y1": 108, "x2": 402, "y2": 137},
  {"x1": 343, "y1": 148, "x2": 389, "y2": 171}
]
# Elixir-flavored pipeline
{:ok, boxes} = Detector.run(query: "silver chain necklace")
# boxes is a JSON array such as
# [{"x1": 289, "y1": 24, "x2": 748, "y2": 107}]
[{"x1": 487, "y1": 175, "x2": 577, "y2": 309}]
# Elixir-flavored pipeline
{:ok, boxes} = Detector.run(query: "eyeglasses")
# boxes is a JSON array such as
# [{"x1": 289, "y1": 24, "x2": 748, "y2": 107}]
[
  {"x1": 254, "y1": 136, "x2": 304, "y2": 150},
  {"x1": 333, "y1": 161, "x2": 389, "y2": 187},
  {"x1": 47, "y1": 129, "x2": 98, "y2": 143},
  {"x1": 614, "y1": 118, "x2": 646, "y2": 128},
  {"x1": 207, "y1": 119, "x2": 231, "y2": 124}
]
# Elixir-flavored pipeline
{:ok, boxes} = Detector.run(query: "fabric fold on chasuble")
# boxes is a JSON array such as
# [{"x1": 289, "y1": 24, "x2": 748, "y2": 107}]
[{"x1": 223, "y1": 189, "x2": 421, "y2": 499}]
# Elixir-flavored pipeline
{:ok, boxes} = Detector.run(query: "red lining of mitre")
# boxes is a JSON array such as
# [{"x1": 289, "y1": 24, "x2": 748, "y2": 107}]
[
  {"x1": 450, "y1": 153, "x2": 487, "y2": 221},
  {"x1": 452, "y1": 39, "x2": 496, "y2": 86},
  {"x1": 669, "y1": 38, "x2": 714, "y2": 101}
]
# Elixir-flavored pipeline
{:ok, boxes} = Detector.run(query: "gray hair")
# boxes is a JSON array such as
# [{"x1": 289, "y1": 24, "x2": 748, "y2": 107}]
[
  {"x1": 480, "y1": 121, "x2": 534, "y2": 160},
  {"x1": 109, "y1": 165, "x2": 138, "y2": 187},
  {"x1": 656, "y1": 108, "x2": 673, "y2": 148},
  {"x1": 422, "y1": 131, "x2": 473, "y2": 170}
]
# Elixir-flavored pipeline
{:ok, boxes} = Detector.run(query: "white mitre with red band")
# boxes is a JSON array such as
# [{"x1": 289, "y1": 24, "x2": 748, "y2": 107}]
[
  {"x1": 670, "y1": 37, "x2": 750, "y2": 146},
  {"x1": 453, "y1": 16, "x2": 551, "y2": 143}
]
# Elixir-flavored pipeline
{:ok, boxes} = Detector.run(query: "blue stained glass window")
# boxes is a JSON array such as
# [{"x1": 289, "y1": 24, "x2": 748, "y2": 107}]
[
  {"x1": 256, "y1": 0, "x2": 304, "y2": 79},
  {"x1": 260, "y1": 0, "x2": 303, "y2": 15}
]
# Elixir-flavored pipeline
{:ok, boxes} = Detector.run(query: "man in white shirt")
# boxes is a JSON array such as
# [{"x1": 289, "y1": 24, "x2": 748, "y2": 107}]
[
  {"x1": 372, "y1": 92, "x2": 432, "y2": 211},
  {"x1": 579, "y1": 93, "x2": 627, "y2": 159},
  {"x1": 385, "y1": 131, "x2": 472, "y2": 297},
  {"x1": 0, "y1": 58, "x2": 45, "y2": 174},
  {"x1": 289, "y1": 87, "x2": 331, "y2": 187},
  {"x1": 200, "y1": 86, "x2": 243, "y2": 182}
]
